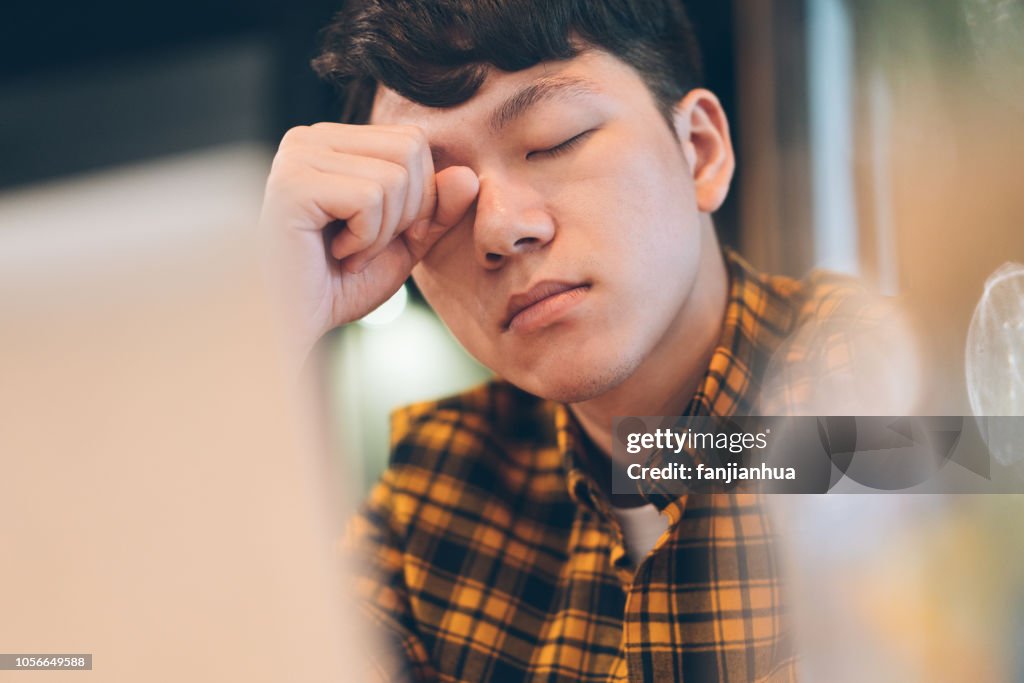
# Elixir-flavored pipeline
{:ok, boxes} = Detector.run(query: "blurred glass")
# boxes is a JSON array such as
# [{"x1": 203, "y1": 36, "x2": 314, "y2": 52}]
[{"x1": 768, "y1": 3, "x2": 1024, "y2": 681}]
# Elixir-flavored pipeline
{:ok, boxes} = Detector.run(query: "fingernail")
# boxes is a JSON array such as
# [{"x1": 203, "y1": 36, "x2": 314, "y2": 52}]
[{"x1": 409, "y1": 219, "x2": 431, "y2": 241}]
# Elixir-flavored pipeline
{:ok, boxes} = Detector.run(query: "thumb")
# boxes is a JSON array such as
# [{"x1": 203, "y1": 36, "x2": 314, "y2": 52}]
[
  {"x1": 405, "y1": 165, "x2": 479, "y2": 261},
  {"x1": 433, "y1": 165, "x2": 480, "y2": 228}
]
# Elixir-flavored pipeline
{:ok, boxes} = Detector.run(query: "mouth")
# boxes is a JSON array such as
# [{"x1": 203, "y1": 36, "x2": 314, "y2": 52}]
[{"x1": 503, "y1": 280, "x2": 591, "y2": 334}]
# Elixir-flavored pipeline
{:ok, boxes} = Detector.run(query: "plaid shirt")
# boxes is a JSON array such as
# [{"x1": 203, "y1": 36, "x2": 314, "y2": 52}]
[{"x1": 347, "y1": 248, "x2": 877, "y2": 682}]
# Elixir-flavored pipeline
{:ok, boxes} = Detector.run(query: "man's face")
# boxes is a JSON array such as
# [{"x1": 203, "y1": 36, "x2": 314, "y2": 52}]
[{"x1": 371, "y1": 50, "x2": 714, "y2": 403}]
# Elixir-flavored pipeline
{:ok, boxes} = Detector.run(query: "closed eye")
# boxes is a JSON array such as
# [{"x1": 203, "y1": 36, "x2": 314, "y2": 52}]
[{"x1": 526, "y1": 129, "x2": 595, "y2": 160}]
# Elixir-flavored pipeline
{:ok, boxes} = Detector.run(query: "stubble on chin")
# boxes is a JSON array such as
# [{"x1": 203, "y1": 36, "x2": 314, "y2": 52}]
[{"x1": 511, "y1": 351, "x2": 644, "y2": 405}]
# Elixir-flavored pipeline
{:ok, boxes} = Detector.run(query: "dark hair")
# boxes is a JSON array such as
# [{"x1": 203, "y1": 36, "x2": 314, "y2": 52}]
[{"x1": 312, "y1": 0, "x2": 704, "y2": 125}]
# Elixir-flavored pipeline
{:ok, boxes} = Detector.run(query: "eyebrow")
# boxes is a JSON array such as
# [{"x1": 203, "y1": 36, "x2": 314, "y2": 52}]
[
  {"x1": 487, "y1": 75, "x2": 602, "y2": 133},
  {"x1": 429, "y1": 75, "x2": 602, "y2": 168}
]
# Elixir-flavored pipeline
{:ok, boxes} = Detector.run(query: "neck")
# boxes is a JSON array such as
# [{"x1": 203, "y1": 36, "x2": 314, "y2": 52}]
[{"x1": 569, "y1": 218, "x2": 728, "y2": 466}]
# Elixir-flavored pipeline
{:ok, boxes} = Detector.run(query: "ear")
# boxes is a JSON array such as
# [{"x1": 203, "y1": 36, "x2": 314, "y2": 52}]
[{"x1": 672, "y1": 89, "x2": 735, "y2": 213}]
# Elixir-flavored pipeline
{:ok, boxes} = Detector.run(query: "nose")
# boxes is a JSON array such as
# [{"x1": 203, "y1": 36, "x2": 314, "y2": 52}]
[{"x1": 472, "y1": 176, "x2": 555, "y2": 269}]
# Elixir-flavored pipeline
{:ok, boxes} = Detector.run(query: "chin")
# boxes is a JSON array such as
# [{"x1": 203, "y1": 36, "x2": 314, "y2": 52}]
[{"x1": 504, "y1": 348, "x2": 645, "y2": 405}]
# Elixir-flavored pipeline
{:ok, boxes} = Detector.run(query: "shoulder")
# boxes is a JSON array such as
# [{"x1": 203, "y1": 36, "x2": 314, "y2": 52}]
[
  {"x1": 362, "y1": 379, "x2": 567, "y2": 537},
  {"x1": 388, "y1": 379, "x2": 556, "y2": 470},
  {"x1": 779, "y1": 266, "x2": 898, "y2": 360},
  {"x1": 794, "y1": 268, "x2": 891, "y2": 327},
  {"x1": 746, "y1": 263, "x2": 915, "y2": 415},
  {"x1": 724, "y1": 247, "x2": 879, "y2": 329}
]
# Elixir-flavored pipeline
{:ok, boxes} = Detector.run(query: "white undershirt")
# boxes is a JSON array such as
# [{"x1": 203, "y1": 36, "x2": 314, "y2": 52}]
[{"x1": 614, "y1": 504, "x2": 670, "y2": 565}]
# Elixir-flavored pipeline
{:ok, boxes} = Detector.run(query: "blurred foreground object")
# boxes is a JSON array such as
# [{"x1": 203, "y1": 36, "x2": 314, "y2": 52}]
[
  {"x1": 759, "y1": 284, "x2": 919, "y2": 415},
  {"x1": 0, "y1": 145, "x2": 371, "y2": 682},
  {"x1": 762, "y1": 2, "x2": 1024, "y2": 681},
  {"x1": 774, "y1": 495, "x2": 1024, "y2": 682}
]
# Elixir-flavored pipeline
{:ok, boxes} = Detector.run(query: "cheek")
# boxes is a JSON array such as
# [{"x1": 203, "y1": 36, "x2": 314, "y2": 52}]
[
  {"x1": 571, "y1": 123, "x2": 690, "y2": 213},
  {"x1": 616, "y1": 132, "x2": 696, "y2": 223},
  {"x1": 412, "y1": 250, "x2": 501, "y2": 367},
  {"x1": 413, "y1": 223, "x2": 475, "y2": 304},
  {"x1": 558, "y1": 139, "x2": 697, "y2": 269},
  {"x1": 554, "y1": 139, "x2": 702, "y2": 346},
  {"x1": 412, "y1": 260, "x2": 470, "y2": 330}
]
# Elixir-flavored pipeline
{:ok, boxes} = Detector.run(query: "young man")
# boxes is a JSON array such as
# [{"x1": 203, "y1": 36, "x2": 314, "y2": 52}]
[{"x1": 260, "y1": 1, "x2": 871, "y2": 680}]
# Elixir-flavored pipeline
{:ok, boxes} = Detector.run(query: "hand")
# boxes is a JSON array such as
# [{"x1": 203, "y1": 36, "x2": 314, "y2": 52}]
[{"x1": 259, "y1": 122, "x2": 479, "y2": 364}]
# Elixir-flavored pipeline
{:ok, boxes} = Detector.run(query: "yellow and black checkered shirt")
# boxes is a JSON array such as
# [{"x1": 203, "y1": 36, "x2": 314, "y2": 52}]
[{"x1": 347, "y1": 248, "x2": 880, "y2": 682}]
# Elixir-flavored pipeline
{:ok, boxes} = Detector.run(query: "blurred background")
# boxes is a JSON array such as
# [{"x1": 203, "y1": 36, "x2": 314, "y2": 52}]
[
  {"x1": 5, "y1": 0, "x2": 1023, "y2": 483},
  {"x1": 2, "y1": 1, "x2": 1023, "y2": 680}
]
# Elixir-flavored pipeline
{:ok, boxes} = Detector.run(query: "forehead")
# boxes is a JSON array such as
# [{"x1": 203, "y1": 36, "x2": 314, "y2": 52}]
[{"x1": 368, "y1": 49, "x2": 644, "y2": 131}]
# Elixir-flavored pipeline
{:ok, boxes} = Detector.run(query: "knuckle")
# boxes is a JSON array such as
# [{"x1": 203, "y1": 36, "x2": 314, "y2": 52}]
[
  {"x1": 264, "y1": 163, "x2": 298, "y2": 193},
  {"x1": 354, "y1": 232, "x2": 376, "y2": 249},
  {"x1": 397, "y1": 123, "x2": 426, "y2": 142},
  {"x1": 397, "y1": 126, "x2": 428, "y2": 156},
  {"x1": 268, "y1": 150, "x2": 295, "y2": 175},
  {"x1": 386, "y1": 162, "x2": 409, "y2": 191},
  {"x1": 359, "y1": 181, "x2": 385, "y2": 210},
  {"x1": 267, "y1": 155, "x2": 306, "y2": 192},
  {"x1": 279, "y1": 125, "x2": 311, "y2": 149},
  {"x1": 357, "y1": 225, "x2": 379, "y2": 247},
  {"x1": 401, "y1": 144, "x2": 424, "y2": 175}
]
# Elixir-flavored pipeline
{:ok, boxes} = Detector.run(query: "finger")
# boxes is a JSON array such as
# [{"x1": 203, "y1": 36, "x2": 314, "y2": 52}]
[
  {"x1": 296, "y1": 172, "x2": 384, "y2": 261},
  {"x1": 433, "y1": 166, "x2": 480, "y2": 228},
  {"x1": 306, "y1": 123, "x2": 433, "y2": 229},
  {"x1": 303, "y1": 152, "x2": 408, "y2": 260},
  {"x1": 341, "y1": 233, "x2": 419, "y2": 291},
  {"x1": 311, "y1": 157, "x2": 408, "y2": 273},
  {"x1": 404, "y1": 165, "x2": 479, "y2": 262}
]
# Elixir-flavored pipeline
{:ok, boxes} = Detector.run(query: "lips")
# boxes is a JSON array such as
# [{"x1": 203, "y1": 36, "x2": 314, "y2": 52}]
[{"x1": 503, "y1": 280, "x2": 591, "y2": 333}]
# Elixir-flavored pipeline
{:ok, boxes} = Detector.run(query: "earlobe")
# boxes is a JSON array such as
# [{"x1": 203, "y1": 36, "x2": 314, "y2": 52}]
[{"x1": 672, "y1": 89, "x2": 736, "y2": 213}]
